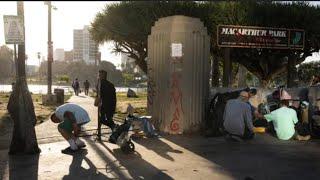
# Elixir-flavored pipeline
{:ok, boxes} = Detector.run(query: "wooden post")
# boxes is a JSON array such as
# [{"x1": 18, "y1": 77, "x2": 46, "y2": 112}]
[
  {"x1": 223, "y1": 48, "x2": 231, "y2": 87},
  {"x1": 211, "y1": 57, "x2": 220, "y2": 87}
]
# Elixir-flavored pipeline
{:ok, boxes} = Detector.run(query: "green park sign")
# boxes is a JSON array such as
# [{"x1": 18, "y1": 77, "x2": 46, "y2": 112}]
[{"x1": 217, "y1": 25, "x2": 304, "y2": 50}]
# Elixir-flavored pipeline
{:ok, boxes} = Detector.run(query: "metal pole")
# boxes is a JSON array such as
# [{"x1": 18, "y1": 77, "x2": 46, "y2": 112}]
[
  {"x1": 13, "y1": 44, "x2": 18, "y2": 78},
  {"x1": 47, "y1": 1, "x2": 53, "y2": 95},
  {"x1": 17, "y1": 1, "x2": 26, "y2": 78}
]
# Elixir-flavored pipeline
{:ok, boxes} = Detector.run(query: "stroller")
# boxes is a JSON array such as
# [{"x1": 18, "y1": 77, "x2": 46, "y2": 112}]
[{"x1": 108, "y1": 115, "x2": 136, "y2": 154}]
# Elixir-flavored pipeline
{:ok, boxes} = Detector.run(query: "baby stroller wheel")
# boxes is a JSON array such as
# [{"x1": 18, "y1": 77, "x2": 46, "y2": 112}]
[{"x1": 121, "y1": 141, "x2": 135, "y2": 154}]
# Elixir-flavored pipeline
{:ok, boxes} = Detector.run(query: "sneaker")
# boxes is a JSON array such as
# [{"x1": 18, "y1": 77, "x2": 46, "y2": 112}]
[{"x1": 61, "y1": 147, "x2": 77, "y2": 154}]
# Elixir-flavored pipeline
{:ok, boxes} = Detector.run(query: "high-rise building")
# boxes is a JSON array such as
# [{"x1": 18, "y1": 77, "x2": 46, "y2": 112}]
[
  {"x1": 54, "y1": 48, "x2": 65, "y2": 61},
  {"x1": 64, "y1": 50, "x2": 73, "y2": 62},
  {"x1": 73, "y1": 25, "x2": 99, "y2": 65}
]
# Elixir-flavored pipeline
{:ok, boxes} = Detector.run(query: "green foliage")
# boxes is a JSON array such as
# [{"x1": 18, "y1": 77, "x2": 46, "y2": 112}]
[
  {"x1": 297, "y1": 61, "x2": 320, "y2": 85},
  {"x1": 90, "y1": 1, "x2": 320, "y2": 87},
  {"x1": 39, "y1": 60, "x2": 124, "y2": 86},
  {"x1": 57, "y1": 75, "x2": 70, "y2": 83},
  {"x1": 0, "y1": 45, "x2": 14, "y2": 82}
]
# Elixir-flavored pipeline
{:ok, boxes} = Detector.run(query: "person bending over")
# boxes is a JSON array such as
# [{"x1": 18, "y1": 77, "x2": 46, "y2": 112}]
[{"x1": 51, "y1": 103, "x2": 91, "y2": 154}]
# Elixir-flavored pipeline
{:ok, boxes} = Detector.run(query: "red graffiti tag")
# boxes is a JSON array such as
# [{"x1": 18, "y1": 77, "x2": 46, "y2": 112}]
[{"x1": 169, "y1": 72, "x2": 183, "y2": 132}]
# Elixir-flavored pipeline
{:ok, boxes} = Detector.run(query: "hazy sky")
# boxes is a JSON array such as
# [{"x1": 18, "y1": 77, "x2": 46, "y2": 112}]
[
  {"x1": 0, "y1": 1, "x2": 121, "y2": 67},
  {"x1": 0, "y1": 1, "x2": 319, "y2": 67}
]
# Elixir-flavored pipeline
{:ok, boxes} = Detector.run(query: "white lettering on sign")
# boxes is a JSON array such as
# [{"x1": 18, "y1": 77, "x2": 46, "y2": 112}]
[
  {"x1": 221, "y1": 27, "x2": 286, "y2": 38},
  {"x1": 3, "y1": 15, "x2": 24, "y2": 44},
  {"x1": 268, "y1": 30, "x2": 287, "y2": 37}
]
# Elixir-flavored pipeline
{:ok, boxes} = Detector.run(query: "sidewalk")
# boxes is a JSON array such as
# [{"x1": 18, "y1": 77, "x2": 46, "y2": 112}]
[
  {"x1": 1, "y1": 95, "x2": 320, "y2": 179},
  {"x1": 35, "y1": 94, "x2": 100, "y2": 144}
]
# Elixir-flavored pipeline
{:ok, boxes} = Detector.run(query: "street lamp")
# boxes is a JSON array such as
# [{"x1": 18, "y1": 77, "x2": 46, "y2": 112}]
[{"x1": 44, "y1": 1, "x2": 57, "y2": 95}]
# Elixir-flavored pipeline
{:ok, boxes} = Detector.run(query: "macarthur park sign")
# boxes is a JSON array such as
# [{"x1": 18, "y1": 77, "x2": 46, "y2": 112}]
[{"x1": 217, "y1": 25, "x2": 304, "y2": 50}]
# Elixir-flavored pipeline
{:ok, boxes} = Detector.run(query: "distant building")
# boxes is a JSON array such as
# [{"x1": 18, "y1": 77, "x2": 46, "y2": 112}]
[
  {"x1": 54, "y1": 48, "x2": 65, "y2": 61},
  {"x1": 64, "y1": 50, "x2": 73, "y2": 62},
  {"x1": 73, "y1": 25, "x2": 100, "y2": 65}
]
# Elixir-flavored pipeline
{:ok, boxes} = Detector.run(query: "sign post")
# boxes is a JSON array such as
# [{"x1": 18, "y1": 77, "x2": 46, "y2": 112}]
[
  {"x1": 217, "y1": 25, "x2": 305, "y2": 50},
  {"x1": 3, "y1": 15, "x2": 24, "y2": 45},
  {"x1": 3, "y1": 15, "x2": 24, "y2": 78}
]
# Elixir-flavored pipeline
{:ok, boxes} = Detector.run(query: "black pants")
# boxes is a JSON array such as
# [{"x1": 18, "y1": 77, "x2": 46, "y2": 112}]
[
  {"x1": 99, "y1": 111, "x2": 115, "y2": 130},
  {"x1": 84, "y1": 88, "x2": 89, "y2": 95}
]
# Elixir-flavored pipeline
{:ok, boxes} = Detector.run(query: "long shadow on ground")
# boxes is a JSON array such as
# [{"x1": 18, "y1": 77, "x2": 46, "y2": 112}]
[
  {"x1": 62, "y1": 149, "x2": 109, "y2": 180},
  {"x1": 82, "y1": 131, "x2": 173, "y2": 180},
  {"x1": 162, "y1": 133, "x2": 320, "y2": 180},
  {"x1": 8, "y1": 154, "x2": 39, "y2": 180},
  {"x1": 133, "y1": 137, "x2": 183, "y2": 161}
]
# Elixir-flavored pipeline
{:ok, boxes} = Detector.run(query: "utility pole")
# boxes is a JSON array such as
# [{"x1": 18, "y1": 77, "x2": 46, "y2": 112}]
[
  {"x1": 45, "y1": 1, "x2": 53, "y2": 94},
  {"x1": 7, "y1": 1, "x2": 40, "y2": 155}
]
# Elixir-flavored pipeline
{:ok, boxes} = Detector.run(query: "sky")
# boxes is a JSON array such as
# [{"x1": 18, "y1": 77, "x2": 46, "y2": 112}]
[
  {"x1": 0, "y1": 1, "x2": 319, "y2": 67},
  {"x1": 0, "y1": 1, "x2": 122, "y2": 67}
]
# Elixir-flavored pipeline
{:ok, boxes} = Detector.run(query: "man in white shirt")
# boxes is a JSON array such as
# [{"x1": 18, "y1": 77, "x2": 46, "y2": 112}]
[{"x1": 51, "y1": 103, "x2": 91, "y2": 154}]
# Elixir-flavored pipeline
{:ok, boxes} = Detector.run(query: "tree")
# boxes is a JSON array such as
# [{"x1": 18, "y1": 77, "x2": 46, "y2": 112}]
[
  {"x1": 39, "y1": 60, "x2": 123, "y2": 86},
  {"x1": 7, "y1": 2, "x2": 40, "y2": 155},
  {"x1": 90, "y1": 1, "x2": 212, "y2": 74},
  {"x1": 227, "y1": 1, "x2": 320, "y2": 87},
  {"x1": 0, "y1": 45, "x2": 14, "y2": 82},
  {"x1": 91, "y1": 1, "x2": 320, "y2": 87},
  {"x1": 296, "y1": 61, "x2": 320, "y2": 86}
]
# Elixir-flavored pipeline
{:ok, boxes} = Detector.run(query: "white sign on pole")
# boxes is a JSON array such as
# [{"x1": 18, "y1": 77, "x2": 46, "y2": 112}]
[
  {"x1": 171, "y1": 43, "x2": 183, "y2": 57},
  {"x1": 3, "y1": 15, "x2": 24, "y2": 44}
]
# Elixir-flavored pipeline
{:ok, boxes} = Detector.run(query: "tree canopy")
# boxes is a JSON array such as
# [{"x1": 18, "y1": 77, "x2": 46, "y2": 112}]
[{"x1": 90, "y1": 1, "x2": 320, "y2": 86}]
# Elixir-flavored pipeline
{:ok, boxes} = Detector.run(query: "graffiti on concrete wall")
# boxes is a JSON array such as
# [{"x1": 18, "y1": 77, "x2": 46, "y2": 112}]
[
  {"x1": 170, "y1": 72, "x2": 183, "y2": 132},
  {"x1": 147, "y1": 67, "x2": 156, "y2": 108}
]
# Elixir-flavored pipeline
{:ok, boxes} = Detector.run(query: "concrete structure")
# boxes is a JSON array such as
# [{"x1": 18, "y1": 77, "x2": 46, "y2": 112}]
[
  {"x1": 147, "y1": 16, "x2": 210, "y2": 134},
  {"x1": 73, "y1": 25, "x2": 99, "y2": 65},
  {"x1": 54, "y1": 48, "x2": 65, "y2": 61}
]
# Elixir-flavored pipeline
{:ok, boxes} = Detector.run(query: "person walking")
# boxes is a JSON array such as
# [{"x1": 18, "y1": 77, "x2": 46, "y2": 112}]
[
  {"x1": 72, "y1": 78, "x2": 80, "y2": 96},
  {"x1": 84, "y1": 80, "x2": 90, "y2": 96},
  {"x1": 95, "y1": 70, "x2": 117, "y2": 141}
]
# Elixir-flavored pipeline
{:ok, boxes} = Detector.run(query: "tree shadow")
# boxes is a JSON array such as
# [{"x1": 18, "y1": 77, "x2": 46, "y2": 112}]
[
  {"x1": 9, "y1": 154, "x2": 39, "y2": 180},
  {"x1": 133, "y1": 136, "x2": 183, "y2": 161},
  {"x1": 80, "y1": 132, "x2": 173, "y2": 180},
  {"x1": 62, "y1": 149, "x2": 109, "y2": 180},
  {"x1": 162, "y1": 134, "x2": 320, "y2": 180},
  {"x1": 99, "y1": 141, "x2": 174, "y2": 180}
]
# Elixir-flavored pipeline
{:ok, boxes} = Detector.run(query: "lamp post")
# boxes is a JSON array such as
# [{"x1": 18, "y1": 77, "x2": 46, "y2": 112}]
[{"x1": 44, "y1": 1, "x2": 57, "y2": 95}]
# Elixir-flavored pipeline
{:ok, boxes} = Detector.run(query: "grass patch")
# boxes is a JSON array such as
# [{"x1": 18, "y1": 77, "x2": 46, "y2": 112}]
[
  {"x1": 89, "y1": 91, "x2": 148, "y2": 118},
  {"x1": 116, "y1": 92, "x2": 147, "y2": 116},
  {"x1": 0, "y1": 92, "x2": 71, "y2": 126}
]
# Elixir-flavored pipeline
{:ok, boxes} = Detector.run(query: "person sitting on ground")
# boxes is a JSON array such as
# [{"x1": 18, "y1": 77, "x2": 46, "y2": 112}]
[
  {"x1": 263, "y1": 91, "x2": 310, "y2": 141},
  {"x1": 223, "y1": 91, "x2": 254, "y2": 141},
  {"x1": 50, "y1": 103, "x2": 91, "y2": 154}
]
